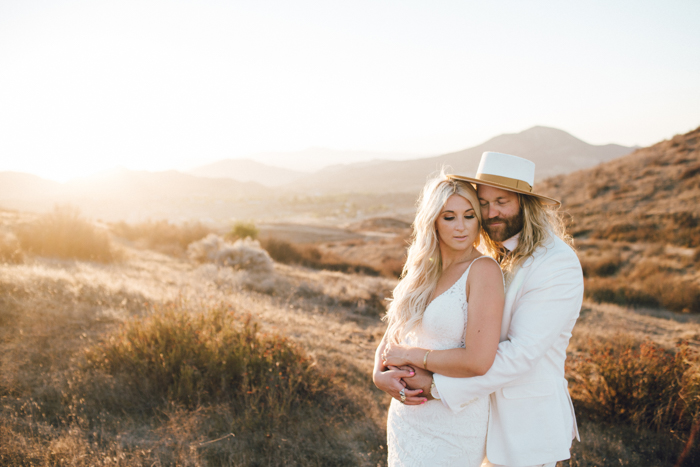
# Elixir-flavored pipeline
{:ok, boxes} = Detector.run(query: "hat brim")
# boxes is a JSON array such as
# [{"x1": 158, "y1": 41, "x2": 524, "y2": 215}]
[{"x1": 448, "y1": 174, "x2": 561, "y2": 207}]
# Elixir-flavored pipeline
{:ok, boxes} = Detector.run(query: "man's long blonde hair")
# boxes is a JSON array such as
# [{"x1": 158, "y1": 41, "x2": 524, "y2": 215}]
[
  {"x1": 383, "y1": 173, "x2": 482, "y2": 344},
  {"x1": 480, "y1": 193, "x2": 572, "y2": 279}
]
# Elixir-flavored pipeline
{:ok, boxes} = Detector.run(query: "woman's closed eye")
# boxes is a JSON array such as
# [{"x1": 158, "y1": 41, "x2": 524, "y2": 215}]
[{"x1": 443, "y1": 216, "x2": 455, "y2": 221}]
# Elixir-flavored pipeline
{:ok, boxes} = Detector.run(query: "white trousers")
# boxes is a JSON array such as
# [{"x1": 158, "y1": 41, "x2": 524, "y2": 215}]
[{"x1": 482, "y1": 461, "x2": 557, "y2": 467}]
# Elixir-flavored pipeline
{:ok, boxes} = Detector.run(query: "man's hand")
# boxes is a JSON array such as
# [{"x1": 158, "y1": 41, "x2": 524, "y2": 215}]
[
  {"x1": 403, "y1": 365, "x2": 434, "y2": 401},
  {"x1": 373, "y1": 365, "x2": 427, "y2": 405}
]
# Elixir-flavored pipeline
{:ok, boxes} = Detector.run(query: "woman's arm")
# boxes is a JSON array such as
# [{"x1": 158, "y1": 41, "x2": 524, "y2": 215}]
[
  {"x1": 382, "y1": 259, "x2": 504, "y2": 378},
  {"x1": 373, "y1": 332, "x2": 427, "y2": 404}
]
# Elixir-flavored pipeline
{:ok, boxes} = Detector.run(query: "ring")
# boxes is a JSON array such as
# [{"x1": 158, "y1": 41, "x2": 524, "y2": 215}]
[{"x1": 399, "y1": 389, "x2": 406, "y2": 403}]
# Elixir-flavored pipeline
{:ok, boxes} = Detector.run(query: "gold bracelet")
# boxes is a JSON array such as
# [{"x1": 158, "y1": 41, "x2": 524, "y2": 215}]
[{"x1": 423, "y1": 350, "x2": 431, "y2": 370}]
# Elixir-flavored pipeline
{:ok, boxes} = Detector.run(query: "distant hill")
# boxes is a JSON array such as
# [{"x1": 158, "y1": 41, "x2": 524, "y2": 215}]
[
  {"x1": 539, "y1": 126, "x2": 700, "y2": 247},
  {"x1": 187, "y1": 159, "x2": 306, "y2": 187},
  {"x1": 285, "y1": 126, "x2": 635, "y2": 194},
  {"x1": 62, "y1": 168, "x2": 268, "y2": 199},
  {"x1": 248, "y1": 147, "x2": 428, "y2": 172},
  {"x1": 0, "y1": 172, "x2": 61, "y2": 199}
]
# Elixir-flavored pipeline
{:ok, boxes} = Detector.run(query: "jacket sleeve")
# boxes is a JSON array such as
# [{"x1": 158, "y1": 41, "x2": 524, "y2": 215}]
[{"x1": 433, "y1": 246, "x2": 584, "y2": 412}]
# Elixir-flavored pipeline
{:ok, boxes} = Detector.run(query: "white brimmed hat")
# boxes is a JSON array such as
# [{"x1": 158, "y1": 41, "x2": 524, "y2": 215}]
[{"x1": 448, "y1": 151, "x2": 560, "y2": 206}]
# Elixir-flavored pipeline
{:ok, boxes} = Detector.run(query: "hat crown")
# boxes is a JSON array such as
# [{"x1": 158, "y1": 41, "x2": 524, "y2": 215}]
[{"x1": 476, "y1": 152, "x2": 535, "y2": 187}]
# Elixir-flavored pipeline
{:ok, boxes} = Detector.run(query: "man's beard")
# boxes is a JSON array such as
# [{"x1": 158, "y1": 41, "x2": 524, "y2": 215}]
[{"x1": 483, "y1": 210, "x2": 524, "y2": 242}]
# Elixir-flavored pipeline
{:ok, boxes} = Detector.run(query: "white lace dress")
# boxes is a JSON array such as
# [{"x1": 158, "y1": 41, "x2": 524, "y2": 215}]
[{"x1": 387, "y1": 257, "x2": 495, "y2": 467}]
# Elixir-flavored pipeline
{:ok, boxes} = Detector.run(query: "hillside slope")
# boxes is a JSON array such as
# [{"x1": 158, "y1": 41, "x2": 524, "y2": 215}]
[{"x1": 541, "y1": 126, "x2": 700, "y2": 246}]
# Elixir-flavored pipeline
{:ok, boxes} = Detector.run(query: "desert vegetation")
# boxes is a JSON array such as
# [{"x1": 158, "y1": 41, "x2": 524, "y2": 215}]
[
  {"x1": 111, "y1": 219, "x2": 212, "y2": 257},
  {"x1": 2, "y1": 128, "x2": 700, "y2": 465},
  {"x1": 577, "y1": 240, "x2": 700, "y2": 313},
  {"x1": 0, "y1": 209, "x2": 396, "y2": 465},
  {"x1": 260, "y1": 237, "x2": 383, "y2": 277},
  {"x1": 226, "y1": 221, "x2": 259, "y2": 241},
  {"x1": 14, "y1": 205, "x2": 117, "y2": 262},
  {"x1": 2, "y1": 208, "x2": 699, "y2": 466}
]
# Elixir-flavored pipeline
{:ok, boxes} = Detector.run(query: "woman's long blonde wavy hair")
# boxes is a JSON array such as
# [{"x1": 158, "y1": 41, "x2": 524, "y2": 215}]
[
  {"x1": 480, "y1": 193, "x2": 573, "y2": 280},
  {"x1": 383, "y1": 173, "x2": 482, "y2": 344}
]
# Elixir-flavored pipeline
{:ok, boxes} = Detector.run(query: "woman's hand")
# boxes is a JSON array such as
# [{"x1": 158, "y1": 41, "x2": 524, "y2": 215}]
[
  {"x1": 373, "y1": 365, "x2": 426, "y2": 405},
  {"x1": 382, "y1": 342, "x2": 422, "y2": 367}
]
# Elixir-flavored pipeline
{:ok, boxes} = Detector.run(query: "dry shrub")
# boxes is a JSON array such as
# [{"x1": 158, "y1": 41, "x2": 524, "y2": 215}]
[
  {"x1": 567, "y1": 336, "x2": 700, "y2": 438},
  {"x1": 111, "y1": 219, "x2": 211, "y2": 256},
  {"x1": 680, "y1": 163, "x2": 700, "y2": 180},
  {"x1": 85, "y1": 303, "x2": 327, "y2": 410},
  {"x1": 0, "y1": 232, "x2": 23, "y2": 264},
  {"x1": 188, "y1": 234, "x2": 273, "y2": 274},
  {"x1": 261, "y1": 238, "x2": 314, "y2": 265},
  {"x1": 585, "y1": 274, "x2": 700, "y2": 313},
  {"x1": 589, "y1": 214, "x2": 700, "y2": 248},
  {"x1": 585, "y1": 278, "x2": 659, "y2": 308},
  {"x1": 579, "y1": 253, "x2": 622, "y2": 278},
  {"x1": 641, "y1": 275, "x2": 700, "y2": 313},
  {"x1": 379, "y1": 256, "x2": 405, "y2": 278},
  {"x1": 16, "y1": 205, "x2": 116, "y2": 262},
  {"x1": 261, "y1": 238, "x2": 380, "y2": 276}
]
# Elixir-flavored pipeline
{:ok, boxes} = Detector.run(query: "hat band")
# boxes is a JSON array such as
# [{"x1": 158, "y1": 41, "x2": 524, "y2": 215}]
[{"x1": 476, "y1": 173, "x2": 532, "y2": 192}]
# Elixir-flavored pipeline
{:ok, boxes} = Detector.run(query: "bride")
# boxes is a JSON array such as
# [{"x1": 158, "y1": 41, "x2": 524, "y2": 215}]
[{"x1": 373, "y1": 173, "x2": 505, "y2": 466}]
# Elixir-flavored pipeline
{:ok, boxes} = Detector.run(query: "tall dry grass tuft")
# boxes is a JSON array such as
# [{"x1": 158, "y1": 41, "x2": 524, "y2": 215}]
[
  {"x1": 111, "y1": 219, "x2": 212, "y2": 256},
  {"x1": 568, "y1": 335, "x2": 700, "y2": 435},
  {"x1": 16, "y1": 205, "x2": 116, "y2": 262},
  {"x1": 85, "y1": 303, "x2": 326, "y2": 409},
  {"x1": 0, "y1": 239, "x2": 392, "y2": 465},
  {"x1": 0, "y1": 232, "x2": 23, "y2": 264}
]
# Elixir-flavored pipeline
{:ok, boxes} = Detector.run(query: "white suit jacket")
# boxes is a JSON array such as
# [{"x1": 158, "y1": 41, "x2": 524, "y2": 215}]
[{"x1": 433, "y1": 235, "x2": 583, "y2": 466}]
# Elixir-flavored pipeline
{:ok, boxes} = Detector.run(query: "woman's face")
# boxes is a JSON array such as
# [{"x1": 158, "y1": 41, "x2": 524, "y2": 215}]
[{"x1": 435, "y1": 194, "x2": 480, "y2": 252}]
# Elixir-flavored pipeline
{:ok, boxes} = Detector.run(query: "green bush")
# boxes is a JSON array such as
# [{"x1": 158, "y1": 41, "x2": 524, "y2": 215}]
[
  {"x1": 16, "y1": 205, "x2": 116, "y2": 262},
  {"x1": 227, "y1": 221, "x2": 259, "y2": 241},
  {"x1": 85, "y1": 303, "x2": 326, "y2": 409}
]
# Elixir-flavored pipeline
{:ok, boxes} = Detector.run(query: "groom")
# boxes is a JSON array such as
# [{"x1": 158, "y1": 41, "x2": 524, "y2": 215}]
[{"x1": 380, "y1": 152, "x2": 584, "y2": 467}]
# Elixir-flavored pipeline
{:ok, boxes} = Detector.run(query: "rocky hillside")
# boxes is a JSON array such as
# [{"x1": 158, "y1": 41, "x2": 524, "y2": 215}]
[{"x1": 540, "y1": 126, "x2": 700, "y2": 247}]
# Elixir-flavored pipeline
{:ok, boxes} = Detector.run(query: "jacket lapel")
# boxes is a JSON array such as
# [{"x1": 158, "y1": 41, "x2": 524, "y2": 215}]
[{"x1": 500, "y1": 266, "x2": 527, "y2": 340}]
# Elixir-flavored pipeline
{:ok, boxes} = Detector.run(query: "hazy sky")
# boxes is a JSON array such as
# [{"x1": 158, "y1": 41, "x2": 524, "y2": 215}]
[{"x1": 1, "y1": 0, "x2": 699, "y2": 181}]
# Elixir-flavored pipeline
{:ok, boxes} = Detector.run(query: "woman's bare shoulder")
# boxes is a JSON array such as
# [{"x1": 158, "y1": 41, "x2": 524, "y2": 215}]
[{"x1": 468, "y1": 256, "x2": 504, "y2": 284}]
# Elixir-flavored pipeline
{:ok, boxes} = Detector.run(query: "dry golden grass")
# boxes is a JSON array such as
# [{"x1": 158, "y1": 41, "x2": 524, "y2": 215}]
[
  {"x1": 0, "y1": 236, "x2": 393, "y2": 466},
  {"x1": 16, "y1": 205, "x2": 118, "y2": 262},
  {"x1": 576, "y1": 239, "x2": 700, "y2": 313},
  {"x1": 563, "y1": 301, "x2": 700, "y2": 466},
  {"x1": 0, "y1": 231, "x2": 23, "y2": 264},
  {"x1": 3, "y1": 207, "x2": 700, "y2": 465},
  {"x1": 111, "y1": 219, "x2": 213, "y2": 257}
]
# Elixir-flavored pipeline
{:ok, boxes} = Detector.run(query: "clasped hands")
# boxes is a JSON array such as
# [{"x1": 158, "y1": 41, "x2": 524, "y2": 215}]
[{"x1": 375, "y1": 342, "x2": 434, "y2": 405}]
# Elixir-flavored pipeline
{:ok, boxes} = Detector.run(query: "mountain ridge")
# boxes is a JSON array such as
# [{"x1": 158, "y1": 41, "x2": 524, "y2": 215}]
[{"x1": 284, "y1": 126, "x2": 635, "y2": 194}]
